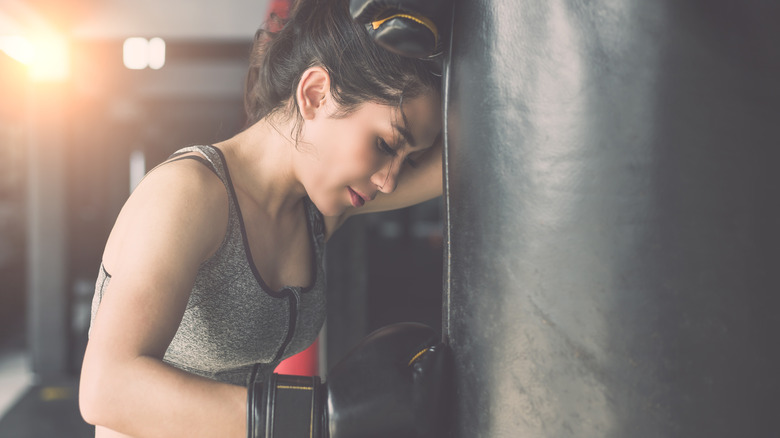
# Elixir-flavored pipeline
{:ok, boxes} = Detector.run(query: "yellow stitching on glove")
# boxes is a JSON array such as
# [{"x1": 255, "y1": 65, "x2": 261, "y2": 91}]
[
  {"x1": 309, "y1": 388, "x2": 315, "y2": 438},
  {"x1": 408, "y1": 347, "x2": 429, "y2": 366},
  {"x1": 277, "y1": 385, "x2": 313, "y2": 391},
  {"x1": 371, "y1": 13, "x2": 439, "y2": 45}
]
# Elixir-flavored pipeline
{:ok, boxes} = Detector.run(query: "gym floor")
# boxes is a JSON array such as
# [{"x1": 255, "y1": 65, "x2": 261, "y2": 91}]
[{"x1": 0, "y1": 335, "x2": 93, "y2": 438}]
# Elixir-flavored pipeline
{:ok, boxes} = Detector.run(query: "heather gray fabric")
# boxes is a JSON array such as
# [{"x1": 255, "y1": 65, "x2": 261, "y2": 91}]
[{"x1": 89, "y1": 144, "x2": 327, "y2": 386}]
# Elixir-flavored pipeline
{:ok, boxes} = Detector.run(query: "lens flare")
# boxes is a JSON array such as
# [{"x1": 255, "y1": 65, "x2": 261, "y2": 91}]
[{"x1": 0, "y1": 33, "x2": 70, "y2": 81}]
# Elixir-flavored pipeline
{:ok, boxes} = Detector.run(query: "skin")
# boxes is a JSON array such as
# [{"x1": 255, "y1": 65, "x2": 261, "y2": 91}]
[{"x1": 79, "y1": 66, "x2": 443, "y2": 437}]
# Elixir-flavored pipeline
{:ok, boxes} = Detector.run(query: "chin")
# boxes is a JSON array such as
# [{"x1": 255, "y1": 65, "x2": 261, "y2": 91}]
[{"x1": 308, "y1": 196, "x2": 346, "y2": 217}]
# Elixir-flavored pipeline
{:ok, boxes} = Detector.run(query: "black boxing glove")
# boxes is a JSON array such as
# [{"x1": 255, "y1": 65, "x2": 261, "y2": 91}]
[
  {"x1": 247, "y1": 322, "x2": 450, "y2": 438},
  {"x1": 247, "y1": 371, "x2": 326, "y2": 438},
  {"x1": 326, "y1": 322, "x2": 450, "y2": 438},
  {"x1": 350, "y1": 0, "x2": 453, "y2": 58}
]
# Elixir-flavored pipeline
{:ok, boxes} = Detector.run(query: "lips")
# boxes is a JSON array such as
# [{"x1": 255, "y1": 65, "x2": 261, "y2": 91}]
[{"x1": 348, "y1": 187, "x2": 365, "y2": 207}]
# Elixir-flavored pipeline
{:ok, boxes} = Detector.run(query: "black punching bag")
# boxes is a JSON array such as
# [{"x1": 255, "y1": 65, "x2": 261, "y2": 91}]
[{"x1": 443, "y1": 0, "x2": 780, "y2": 437}]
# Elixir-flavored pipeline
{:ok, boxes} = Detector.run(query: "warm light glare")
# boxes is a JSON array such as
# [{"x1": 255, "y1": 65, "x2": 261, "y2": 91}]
[
  {"x1": 123, "y1": 37, "x2": 149, "y2": 70},
  {"x1": 124, "y1": 37, "x2": 166, "y2": 70},
  {"x1": 0, "y1": 35, "x2": 35, "y2": 65},
  {"x1": 0, "y1": 33, "x2": 70, "y2": 81},
  {"x1": 148, "y1": 37, "x2": 165, "y2": 70},
  {"x1": 28, "y1": 34, "x2": 70, "y2": 82}
]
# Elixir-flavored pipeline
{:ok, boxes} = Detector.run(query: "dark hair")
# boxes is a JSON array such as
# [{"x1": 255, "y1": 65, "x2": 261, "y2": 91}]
[{"x1": 244, "y1": 0, "x2": 441, "y2": 131}]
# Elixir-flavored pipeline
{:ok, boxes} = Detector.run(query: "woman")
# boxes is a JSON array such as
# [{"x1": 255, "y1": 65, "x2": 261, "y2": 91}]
[{"x1": 78, "y1": 0, "x2": 443, "y2": 436}]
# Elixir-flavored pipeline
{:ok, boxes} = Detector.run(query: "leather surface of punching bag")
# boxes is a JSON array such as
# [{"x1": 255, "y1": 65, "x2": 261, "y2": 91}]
[{"x1": 443, "y1": 1, "x2": 780, "y2": 437}]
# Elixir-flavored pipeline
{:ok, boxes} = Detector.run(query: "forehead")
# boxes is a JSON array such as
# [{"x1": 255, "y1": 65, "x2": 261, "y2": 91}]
[
  {"x1": 399, "y1": 94, "x2": 442, "y2": 138},
  {"x1": 355, "y1": 94, "x2": 442, "y2": 145}
]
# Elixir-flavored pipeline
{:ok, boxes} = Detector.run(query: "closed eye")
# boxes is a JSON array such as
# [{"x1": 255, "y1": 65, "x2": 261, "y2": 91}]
[
  {"x1": 377, "y1": 137, "x2": 418, "y2": 167},
  {"x1": 376, "y1": 137, "x2": 397, "y2": 156}
]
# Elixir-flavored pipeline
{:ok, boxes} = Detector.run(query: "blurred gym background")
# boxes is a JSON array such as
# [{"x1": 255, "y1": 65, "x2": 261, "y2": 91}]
[{"x1": 0, "y1": 1, "x2": 443, "y2": 436}]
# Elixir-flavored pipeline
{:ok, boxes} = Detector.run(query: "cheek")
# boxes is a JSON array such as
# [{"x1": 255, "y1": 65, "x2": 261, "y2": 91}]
[
  {"x1": 349, "y1": 143, "x2": 381, "y2": 170},
  {"x1": 306, "y1": 117, "x2": 384, "y2": 182},
  {"x1": 327, "y1": 138, "x2": 381, "y2": 177}
]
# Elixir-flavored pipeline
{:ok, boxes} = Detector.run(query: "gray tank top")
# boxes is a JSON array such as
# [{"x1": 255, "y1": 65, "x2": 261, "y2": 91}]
[{"x1": 89, "y1": 144, "x2": 327, "y2": 386}]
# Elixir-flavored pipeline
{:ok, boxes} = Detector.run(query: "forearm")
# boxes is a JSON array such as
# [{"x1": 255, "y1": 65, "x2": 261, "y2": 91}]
[{"x1": 80, "y1": 354, "x2": 246, "y2": 438}]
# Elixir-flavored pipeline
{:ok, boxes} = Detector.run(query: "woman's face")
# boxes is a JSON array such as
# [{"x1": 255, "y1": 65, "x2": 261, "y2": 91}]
[{"x1": 296, "y1": 92, "x2": 442, "y2": 216}]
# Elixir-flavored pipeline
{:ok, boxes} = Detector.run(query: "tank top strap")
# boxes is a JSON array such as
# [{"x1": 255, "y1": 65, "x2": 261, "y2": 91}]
[{"x1": 166, "y1": 145, "x2": 228, "y2": 184}]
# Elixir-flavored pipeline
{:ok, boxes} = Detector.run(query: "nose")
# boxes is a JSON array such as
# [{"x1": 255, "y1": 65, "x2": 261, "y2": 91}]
[{"x1": 371, "y1": 156, "x2": 402, "y2": 194}]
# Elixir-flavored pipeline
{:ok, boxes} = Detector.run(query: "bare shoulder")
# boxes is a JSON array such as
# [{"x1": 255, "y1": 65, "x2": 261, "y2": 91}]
[{"x1": 102, "y1": 155, "x2": 229, "y2": 275}]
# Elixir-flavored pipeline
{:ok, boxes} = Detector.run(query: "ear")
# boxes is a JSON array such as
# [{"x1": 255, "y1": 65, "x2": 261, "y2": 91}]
[{"x1": 296, "y1": 66, "x2": 331, "y2": 120}]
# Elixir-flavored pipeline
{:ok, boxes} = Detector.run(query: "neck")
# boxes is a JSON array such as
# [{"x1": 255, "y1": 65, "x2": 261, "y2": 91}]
[{"x1": 214, "y1": 116, "x2": 307, "y2": 219}]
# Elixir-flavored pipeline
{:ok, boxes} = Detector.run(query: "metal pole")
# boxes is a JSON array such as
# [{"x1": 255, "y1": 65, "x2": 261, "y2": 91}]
[{"x1": 26, "y1": 82, "x2": 69, "y2": 382}]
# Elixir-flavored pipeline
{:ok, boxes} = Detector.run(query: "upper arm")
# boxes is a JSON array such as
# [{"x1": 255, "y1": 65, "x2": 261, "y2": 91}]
[
  {"x1": 324, "y1": 139, "x2": 443, "y2": 239},
  {"x1": 87, "y1": 159, "x2": 229, "y2": 361}
]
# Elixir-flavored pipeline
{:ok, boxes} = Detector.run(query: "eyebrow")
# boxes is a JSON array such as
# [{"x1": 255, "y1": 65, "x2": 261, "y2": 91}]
[{"x1": 395, "y1": 109, "x2": 417, "y2": 148}]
